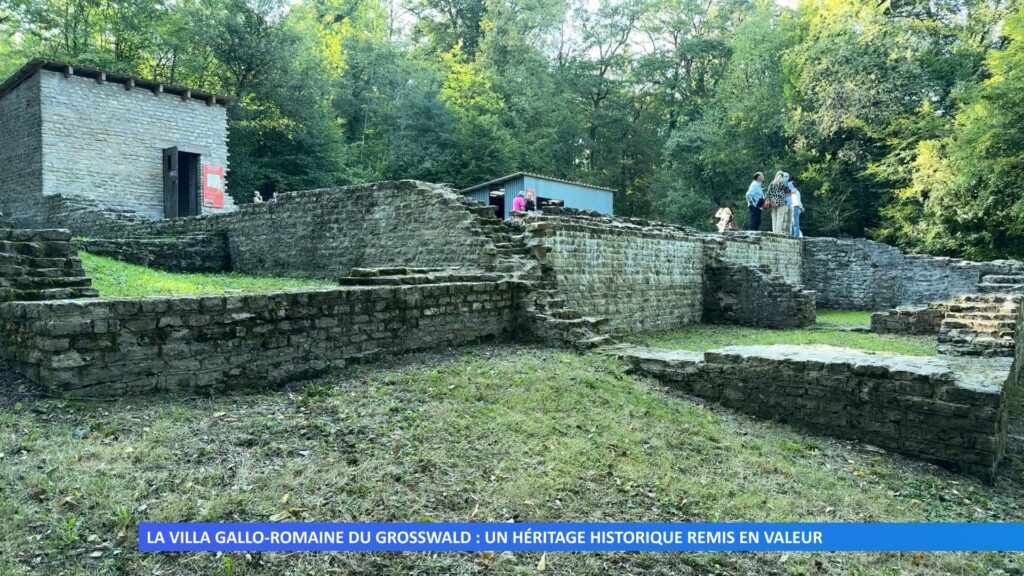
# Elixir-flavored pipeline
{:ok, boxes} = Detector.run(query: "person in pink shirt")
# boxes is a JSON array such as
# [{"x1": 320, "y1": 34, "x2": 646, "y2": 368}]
[{"x1": 512, "y1": 191, "x2": 526, "y2": 213}]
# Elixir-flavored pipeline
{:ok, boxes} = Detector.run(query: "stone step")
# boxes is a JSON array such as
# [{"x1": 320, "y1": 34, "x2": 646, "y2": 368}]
[
  {"x1": 945, "y1": 302, "x2": 1019, "y2": 314},
  {"x1": 571, "y1": 333, "x2": 613, "y2": 350},
  {"x1": 2, "y1": 276, "x2": 93, "y2": 290},
  {"x1": 937, "y1": 341, "x2": 1015, "y2": 357},
  {"x1": 941, "y1": 318, "x2": 1016, "y2": 331},
  {"x1": 952, "y1": 293, "x2": 1022, "y2": 304},
  {"x1": 978, "y1": 282, "x2": 1024, "y2": 294},
  {"x1": 937, "y1": 330, "x2": 1015, "y2": 345},
  {"x1": 942, "y1": 311, "x2": 1015, "y2": 319},
  {"x1": 6, "y1": 287, "x2": 99, "y2": 301},
  {"x1": 981, "y1": 274, "x2": 1024, "y2": 284}
]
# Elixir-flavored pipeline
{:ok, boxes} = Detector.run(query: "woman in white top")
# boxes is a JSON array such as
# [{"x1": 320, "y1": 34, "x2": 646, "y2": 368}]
[{"x1": 788, "y1": 181, "x2": 803, "y2": 237}]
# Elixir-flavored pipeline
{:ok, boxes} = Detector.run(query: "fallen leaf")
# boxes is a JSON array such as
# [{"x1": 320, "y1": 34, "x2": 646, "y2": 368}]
[
  {"x1": 912, "y1": 552, "x2": 924, "y2": 566},
  {"x1": 537, "y1": 553, "x2": 546, "y2": 571}
]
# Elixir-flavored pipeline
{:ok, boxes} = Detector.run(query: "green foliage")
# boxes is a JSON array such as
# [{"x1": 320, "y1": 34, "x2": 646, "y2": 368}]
[
  {"x1": 879, "y1": 7, "x2": 1024, "y2": 259},
  {"x1": 79, "y1": 253, "x2": 332, "y2": 297},
  {"x1": 0, "y1": 0, "x2": 1022, "y2": 256}
]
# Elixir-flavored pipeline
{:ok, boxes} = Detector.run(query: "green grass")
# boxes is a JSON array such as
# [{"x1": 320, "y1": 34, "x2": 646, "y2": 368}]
[
  {"x1": 816, "y1": 309, "x2": 873, "y2": 326},
  {"x1": 1, "y1": 348, "x2": 1020, "y2": 575},
  {"x1": 633, "y1": 323, "x2": 937, "y2": 357},
  {"x1": 80, "y1": 252, "x2": 333, "y2": 298}
]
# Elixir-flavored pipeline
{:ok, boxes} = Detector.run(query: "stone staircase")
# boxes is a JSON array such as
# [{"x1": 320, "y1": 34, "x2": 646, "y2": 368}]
[
  {"x1": 978, "y1": 274, "x2": 1024, "y2": 295},
  {"x1": 0, "y1": 226, "x2": 97, "y2": 302},
  {"x1": 937, "y1": 293, "x2": 1020, "y2": 357},
  {"x1": 453, "y1": 198, "x2": 539, "y2": 279},
  {"x1": 452, "y1": 199, "x2": 613, "y2": 349},
  {"x1": 525, "y1": 283, "x2": 613, "y2": 350}
]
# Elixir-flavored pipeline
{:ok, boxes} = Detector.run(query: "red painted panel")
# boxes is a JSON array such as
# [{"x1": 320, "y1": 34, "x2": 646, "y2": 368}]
[{"x1": 202, "y1": 165, "x2": 225, "y2": 209}]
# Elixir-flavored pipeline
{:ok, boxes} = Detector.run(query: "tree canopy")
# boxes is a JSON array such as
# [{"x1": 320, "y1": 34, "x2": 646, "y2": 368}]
[{"x1": 1, "y1": 0, "x2": 1021, "y2": 257}]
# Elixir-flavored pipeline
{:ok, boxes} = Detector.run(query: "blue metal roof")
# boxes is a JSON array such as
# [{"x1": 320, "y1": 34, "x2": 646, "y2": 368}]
[
  {"x1": 458, "y1": 172, "x2": 615, "y2": 194},
  {"x1": 460, "y1": 172, "x2": 614, "y2": 216}
]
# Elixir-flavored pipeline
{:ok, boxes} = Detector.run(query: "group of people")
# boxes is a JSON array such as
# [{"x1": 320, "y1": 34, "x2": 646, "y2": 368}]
[
  {"x1": 511, "y1": 190, "x2": 538, "y2": 213},
  {"x1": 740, "y1": 171, "x2": 803, "y2": 236}
]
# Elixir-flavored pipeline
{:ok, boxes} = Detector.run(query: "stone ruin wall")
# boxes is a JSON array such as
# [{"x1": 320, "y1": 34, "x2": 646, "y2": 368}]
[
  {"x1": 717, "y1": 232, "x2": 803, "y2": 286},
  {"x1": 521, "y1": 214, "x2": 708, "y2": 333},
  {"x1": 702, "y1": 263, "x2": 815, "y2": 329},
  {"x1": 519, "y1": 211, "x2": 806, "y2": 335},
  {"x1": 60, "y1": 181, "x2": 501, "y2": 278},
  {"x1": 0, "y1": 281, "x2": 522, "y2": 396},
  {"x1": 803, "y1": 237, "x2": 1024, "y2": 310},
  {"x1": 619, "y1": 345, "x2": 1009, "y2": 481}
]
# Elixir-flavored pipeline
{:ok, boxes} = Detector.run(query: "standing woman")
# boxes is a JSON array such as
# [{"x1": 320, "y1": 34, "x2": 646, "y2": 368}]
[
  {"x1": 788, "y1": 180, "x2": 804, "y2": 237},
  {"x1": 764, "y1": 171, "x2": 790, "y2": 234}
]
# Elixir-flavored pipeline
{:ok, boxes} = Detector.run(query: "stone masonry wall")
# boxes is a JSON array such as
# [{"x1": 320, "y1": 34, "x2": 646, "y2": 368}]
[
  {"x1": 802, "y1": 238, "x2": 902, "y2": 310},
  {"x1": 1008, "y1": 298, "x2": 1024, "y2": 399},
  {"x1": 0, "y1": 281, "x2": 520, "y2": 396},
  {"x1": 67, "y1": 181, "x2": 500, "y2": 278},
  {"x1": 870, "y1": 305, "x2": 947, "y2": 336},
  {"x1": 619, "y1": 345, "x2": 1008, "y2": 481},
  {"x1": 0, "y1": 74, "x2": 43, "y2": 223},
  {"x1": 38, "y1": 70, "x2": 234, "y2": 221},
  {"x1": 803, "y1": 237, "x2": 1024, "y2": 310},
  {"x1": 702, "y1": 263, "x2": 815, "y2": 329},
  {"x1": 521, "y1": 210, "x2": 806, "y2": 335},
  {"x1": 521, "y1": 213, "x2": 709, "y2": 334},
  {"x1": 717, "y1": 232, "x2": 803, "y2": 286},
  {"x1": 74, "y1": 235, "x2": 230, "y2": 273}
]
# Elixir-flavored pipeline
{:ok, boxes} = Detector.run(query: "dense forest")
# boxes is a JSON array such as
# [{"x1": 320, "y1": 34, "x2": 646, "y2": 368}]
[{"x1": 0, "y1": 0, "x2": 1022, "y2": 258}]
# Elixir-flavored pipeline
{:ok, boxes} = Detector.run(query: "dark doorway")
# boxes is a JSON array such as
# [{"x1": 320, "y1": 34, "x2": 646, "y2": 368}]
[
  {"x1": 489, "y1": 190, "x2": 505, "y2": 219},
  {"x1": 162, "y1": 147, "x2": 201, "y2": 218}
]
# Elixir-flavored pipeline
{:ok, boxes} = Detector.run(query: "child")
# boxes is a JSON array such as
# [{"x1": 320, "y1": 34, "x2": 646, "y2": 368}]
[{"x1": 714, "y1": 207, "x2": 736, "y2": 232}]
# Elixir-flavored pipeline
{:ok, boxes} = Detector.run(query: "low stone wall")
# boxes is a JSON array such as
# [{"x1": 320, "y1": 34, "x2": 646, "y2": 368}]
[
  {"x1": 75, "y1": 235, "x2": 230, "y2": 273},
  {"x1": 870, "y1": 305, "x2": 947, "y2": 335},
  {"x1": 520, "y1": 210, "x2": 806, "y2": 335},
  {"x1": 522, "y1": 213, "x2": 709, "y2": 334},
  {"x1": 0, "y1": 281, "x2": 522, "y2": 396},
  {"x1": 55, "y1": 181, "x2": 501, "y2": 278},
  {"x1": 717, "y1": 232, "x2": 803, "y2": 286},
  {"x1": 702, "y1": 263, "x2": 815, "y2": 329},
  {"x1": 617, "y1": 345, "x2": 1008, "y2": 481},
  {"x1": 803, "y1": 237, "x2": 1024, "y2": 310}
]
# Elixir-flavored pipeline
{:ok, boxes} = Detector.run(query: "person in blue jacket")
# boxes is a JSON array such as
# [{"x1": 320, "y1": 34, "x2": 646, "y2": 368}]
[{"x1": 745, "y1": 172, "x2": 765, "y2": 231}]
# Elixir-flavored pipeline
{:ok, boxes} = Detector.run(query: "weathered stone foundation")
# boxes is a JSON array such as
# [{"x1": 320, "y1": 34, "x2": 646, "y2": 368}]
[
  {"x1": 702, "y1": 262, "x2": 815, "y2": 329},
  {"x1": 803, "y1": 237, "x2": 1024, "y2": 309},
  {"x1": 616, "y1": 345, "x2": 1008, "y2": 481},
  {"x1": 0, "y1": 280, "x2": 522, "y2": 396},
  {"x1": 517, "y1": 210, "x2": 807, "y2": 335},
  {"x1": 74, "y1": 235, "x2": 230, "y2": 273}
]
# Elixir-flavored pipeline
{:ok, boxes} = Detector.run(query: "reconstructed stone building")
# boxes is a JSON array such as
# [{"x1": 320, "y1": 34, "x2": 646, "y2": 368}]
[{"x1": 0, "y1": 58, "x2": 235, "y2": 226}]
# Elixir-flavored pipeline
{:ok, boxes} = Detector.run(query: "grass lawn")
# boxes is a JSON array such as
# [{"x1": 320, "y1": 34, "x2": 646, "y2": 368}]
[
  {"x1": 816, "y1": 309, "x2": 873, "y2": 326},
  {"x1": 633, "y1": 322, "x2": 936, "y2": 357},
  {"x1": 79, "y1": 253, "x2": 333, "y2": 298},
  {"x1": 1, "y1": 347, "x2": 1021, "y2": 575}
]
